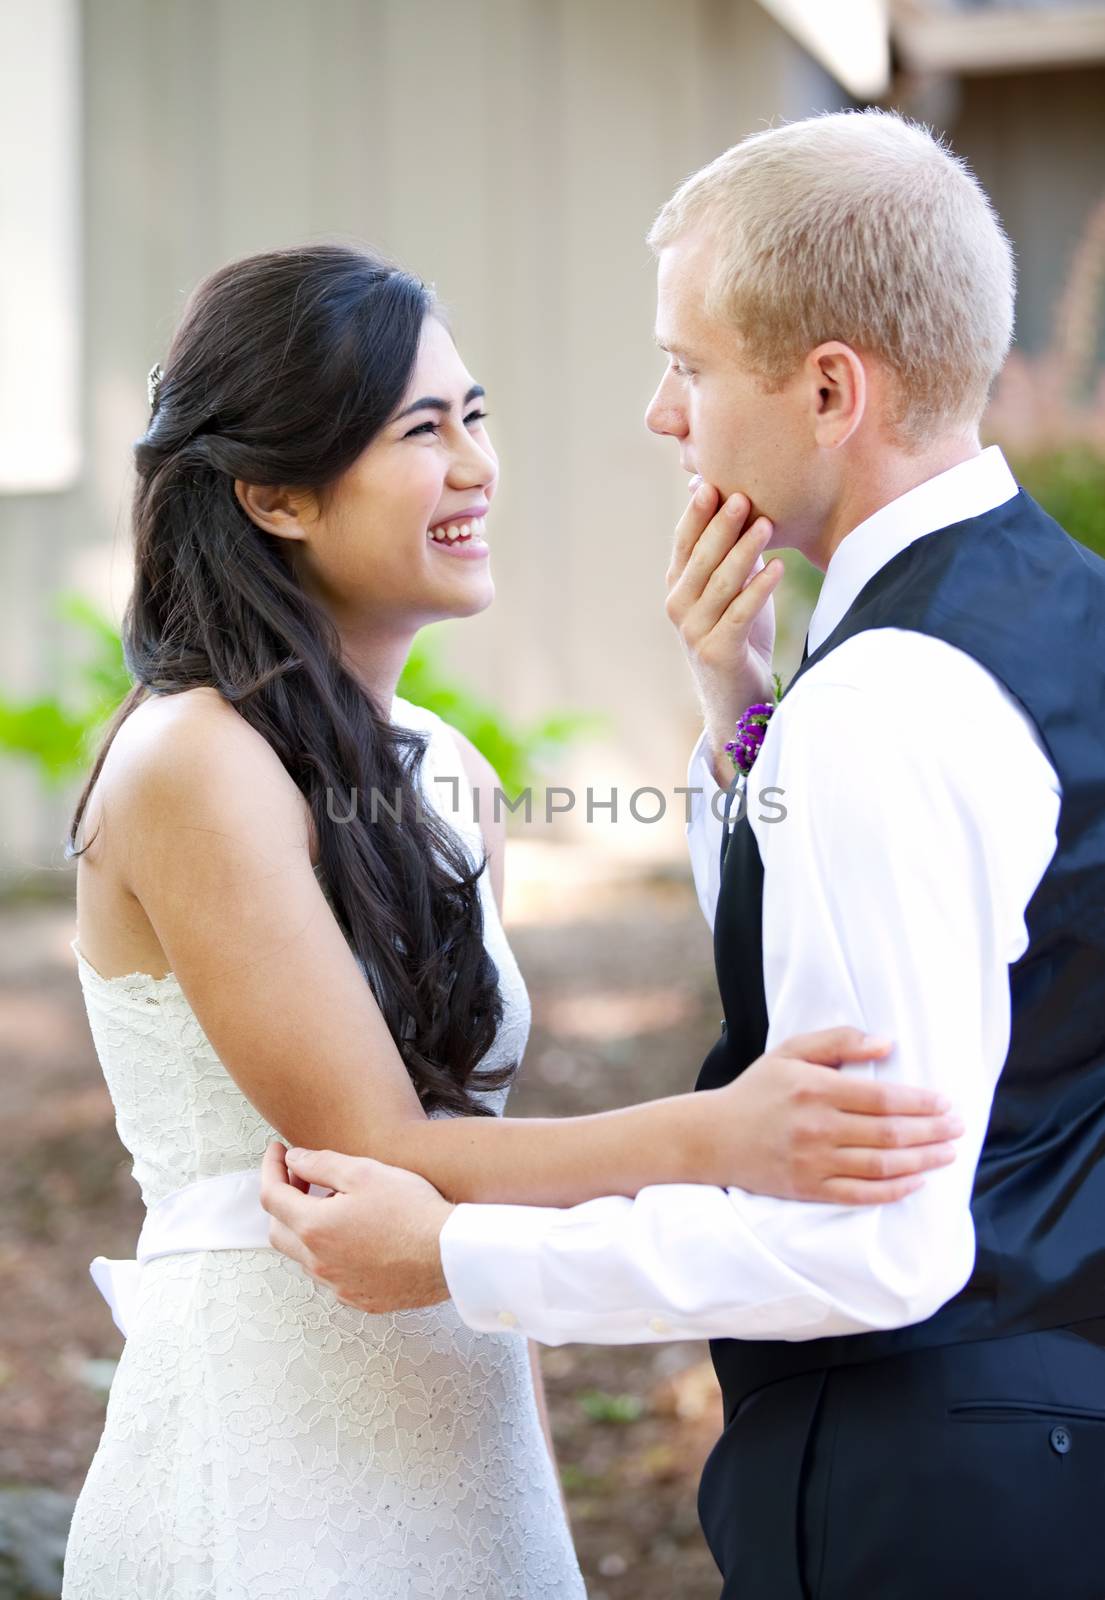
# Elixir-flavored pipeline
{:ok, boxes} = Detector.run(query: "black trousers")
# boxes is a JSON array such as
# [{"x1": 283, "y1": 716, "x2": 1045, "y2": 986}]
[{"x1": 697, "y1": 1322, "x2": 1105, "y2": 1600}]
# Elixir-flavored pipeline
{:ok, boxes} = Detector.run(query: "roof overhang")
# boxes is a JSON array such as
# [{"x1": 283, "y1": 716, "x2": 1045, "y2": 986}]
[
  {"x1": 893, "y1": 2, "x2": 1105, "y2": 76},
  {"x1": 755, "y1": 0, "x2": 1105, "y2": 94},
  {"x1": 754, "y1": 0, "x2": 893, "y2": 98}
]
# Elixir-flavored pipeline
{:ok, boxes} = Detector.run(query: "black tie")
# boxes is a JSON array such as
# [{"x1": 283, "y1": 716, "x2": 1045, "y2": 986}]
[
  {"x1": 800, "y1": 631, "x2": 810, "y2": 666},
  {"x1": 719, "y1": 772, "x2": 742, "y2": 871}
]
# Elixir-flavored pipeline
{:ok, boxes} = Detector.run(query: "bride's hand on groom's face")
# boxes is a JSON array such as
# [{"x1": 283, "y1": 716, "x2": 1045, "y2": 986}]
[
  {"x1": 666, "y1": 481, "x2": 785, "y2": 787},
  {"x1": 713, "y1": 1027, "x2": 966, "y2": 1206},
  {"x1": 260, "y1": 1141, "x2": 455, "y2": 1313}
]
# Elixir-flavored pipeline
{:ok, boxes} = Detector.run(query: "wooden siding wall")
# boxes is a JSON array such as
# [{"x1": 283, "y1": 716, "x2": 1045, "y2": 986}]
[{"x1": 0, "y1": 0, "x2": 844, "y2": 881}]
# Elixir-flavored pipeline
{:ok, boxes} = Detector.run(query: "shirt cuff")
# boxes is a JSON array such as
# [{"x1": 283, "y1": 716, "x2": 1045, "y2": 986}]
[
  {"x1": 440, "y1": 1193, "x2": 711, "y2": 1346},
  {"x1": 686, "y1": 727, "x2": 726, "y2": 928},
  {"x1": 687, "y1": 725, "x2": 725, "y2": 799},
  {"x1": 439, "y1": 1201, "x2": 549, "y2": 1336}
]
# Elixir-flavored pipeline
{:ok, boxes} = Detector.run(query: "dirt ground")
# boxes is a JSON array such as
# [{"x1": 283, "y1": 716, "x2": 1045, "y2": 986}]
[{"x1": 0, "y1": 874, "x2": 728, "y2": 1599}]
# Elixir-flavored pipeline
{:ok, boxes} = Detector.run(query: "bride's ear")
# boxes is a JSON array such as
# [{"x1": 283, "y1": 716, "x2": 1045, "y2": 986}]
[
  {"x1": 808, "y1": 342, "x2": 866, "y2": 449},
  {"x1": 234, "y1": 480, "x2": 313, "y2": 542}
]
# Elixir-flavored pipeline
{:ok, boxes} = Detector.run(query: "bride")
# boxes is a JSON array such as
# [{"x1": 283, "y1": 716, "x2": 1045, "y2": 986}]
[{"x1": 62, "y1": 243, "x2": 959, "y2": 1598}]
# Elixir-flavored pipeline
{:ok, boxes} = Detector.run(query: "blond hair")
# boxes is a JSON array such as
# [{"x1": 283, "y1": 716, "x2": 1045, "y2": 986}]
[{"x1": 647, "y1": 109, "x2": 1015, "y2": 448}]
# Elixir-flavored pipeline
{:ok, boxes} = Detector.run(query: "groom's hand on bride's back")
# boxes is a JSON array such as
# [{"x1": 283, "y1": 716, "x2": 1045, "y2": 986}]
[{"x1": 260, "y1": 1140, "x2": 455, "y2": 1313}]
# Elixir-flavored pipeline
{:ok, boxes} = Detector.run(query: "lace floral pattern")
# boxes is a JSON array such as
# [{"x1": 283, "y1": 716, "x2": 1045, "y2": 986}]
[{"x1": 62, "y1": 698, "x2": 585, "y2": 1599}]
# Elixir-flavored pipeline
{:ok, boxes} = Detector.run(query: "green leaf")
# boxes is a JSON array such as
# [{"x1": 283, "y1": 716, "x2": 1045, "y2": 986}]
[
  {"x1": 0, "y1": 593, "x2": 131, "y2": 786},
  {"x1": 0, "y1": 697, "x2": 93, "y2": 786},
  {"x1": 397, "y1": 638, "x2": 598, "y2": 795},
  {"x1": 1011, "y1": 448, "x2": 1105, "y2": 559},
  {"x1": 577, "y1": 1389, "x2": 646, "y2": 1424},
  {"x1": 0, "y1": 603, "x2": 596, "y2": 802}
]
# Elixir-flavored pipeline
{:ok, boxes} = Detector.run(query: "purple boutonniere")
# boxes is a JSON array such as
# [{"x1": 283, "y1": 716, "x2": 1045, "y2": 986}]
[{"x1": 725, "y1": 673, "x2": 785, "y2": 777}]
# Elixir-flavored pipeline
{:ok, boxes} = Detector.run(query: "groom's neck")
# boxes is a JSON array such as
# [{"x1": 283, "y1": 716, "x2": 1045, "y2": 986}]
[{"x1": 808, "y1": 431, "x2": 982, "y2": 572}]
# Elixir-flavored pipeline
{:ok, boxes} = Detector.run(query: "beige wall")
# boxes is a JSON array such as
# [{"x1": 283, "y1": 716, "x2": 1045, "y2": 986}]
[{"x1": 1, "y1": 0, "x2": 846, "y2": 884}]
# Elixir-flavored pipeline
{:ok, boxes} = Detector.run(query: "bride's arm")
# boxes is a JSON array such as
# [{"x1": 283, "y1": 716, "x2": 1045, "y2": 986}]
[
  {"x1": 528, "y1": 1340, "x2": 568, "y2": 1516},
  {"x1": 118, "y1": 696, "x2": 959, "y2": 1209}
]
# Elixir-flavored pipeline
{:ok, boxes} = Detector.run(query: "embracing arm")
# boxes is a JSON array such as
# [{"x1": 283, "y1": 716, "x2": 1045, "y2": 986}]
[
  {"x1": 120, "y1": 694, "x2": 958, "y2": 1217},
  {"x1": 436, "y1": 638, "x2": 1060, "y2": 1343},
  {"x1": 116, "y1": 698, "x2": 721, "y2": 1207},
  {"x1": 114, "y1": 701, "x2": 887, "y2": 1210}
]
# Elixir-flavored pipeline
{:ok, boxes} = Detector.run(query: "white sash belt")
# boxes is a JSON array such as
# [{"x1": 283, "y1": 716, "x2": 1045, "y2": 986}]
[{"x1": 90, "y1": 1167, "x2": 272, "y2": 1338}]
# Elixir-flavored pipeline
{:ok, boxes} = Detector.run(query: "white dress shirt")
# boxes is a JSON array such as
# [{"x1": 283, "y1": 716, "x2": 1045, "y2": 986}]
[{"x1": 439, "y1": 446, "x2": 1062, "y2": 1346}]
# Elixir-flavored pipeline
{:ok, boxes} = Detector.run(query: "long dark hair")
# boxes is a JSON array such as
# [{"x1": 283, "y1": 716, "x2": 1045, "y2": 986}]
[{"x1": 67, "y1": 244, "x2": 512, "y2": 1118}]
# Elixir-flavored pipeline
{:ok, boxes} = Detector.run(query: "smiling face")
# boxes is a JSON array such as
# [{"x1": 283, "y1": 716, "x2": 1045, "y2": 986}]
[
  {"x1": 644, "y1": 233, "x2": 836, "y2": 552},
  {"x1": 268, "y1": 315, "x2": 500, "y2": 632}
]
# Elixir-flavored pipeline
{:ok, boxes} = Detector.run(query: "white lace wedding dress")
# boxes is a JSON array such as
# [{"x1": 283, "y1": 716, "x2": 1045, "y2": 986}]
[{"x1": 62, "y1": 696, "x2": 586, "y2": 1600}]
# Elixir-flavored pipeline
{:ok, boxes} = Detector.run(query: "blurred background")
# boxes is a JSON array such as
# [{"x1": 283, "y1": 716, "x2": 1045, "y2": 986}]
[{"x1": 2, "y1": 1, "x2": 1104, "y2": 1595}]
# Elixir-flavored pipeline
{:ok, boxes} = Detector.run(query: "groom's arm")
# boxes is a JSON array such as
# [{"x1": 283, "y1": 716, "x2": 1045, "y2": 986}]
[{"x1": 438, "y1": 632, "x2": 1060, "y2": 1345}]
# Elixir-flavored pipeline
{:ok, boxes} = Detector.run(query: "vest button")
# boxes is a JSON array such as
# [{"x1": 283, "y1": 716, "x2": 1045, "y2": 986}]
[{"x1": 1049, "y1": 1425, "x2": 1072, "y2": 1455}]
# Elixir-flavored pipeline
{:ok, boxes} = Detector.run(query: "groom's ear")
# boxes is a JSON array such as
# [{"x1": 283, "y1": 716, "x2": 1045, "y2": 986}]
[{"x1": 808, "y1": 342, "x2": 866, "y2": 449}]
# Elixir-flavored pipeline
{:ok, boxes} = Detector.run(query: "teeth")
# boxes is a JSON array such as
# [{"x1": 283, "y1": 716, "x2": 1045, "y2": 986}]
[{"x1": 428, "y1": 518, "x2": 485, "y2": 543}]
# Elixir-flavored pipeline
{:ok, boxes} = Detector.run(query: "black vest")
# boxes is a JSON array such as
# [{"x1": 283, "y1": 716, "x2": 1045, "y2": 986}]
[{"x1": 696, "y1": 489, "x2": 1105, "y2": 1414}]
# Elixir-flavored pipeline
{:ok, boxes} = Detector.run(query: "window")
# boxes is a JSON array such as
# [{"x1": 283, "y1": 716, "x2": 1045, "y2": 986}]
[{"x1": 0, "y1": 0, "x2": 81, "y2": 493}]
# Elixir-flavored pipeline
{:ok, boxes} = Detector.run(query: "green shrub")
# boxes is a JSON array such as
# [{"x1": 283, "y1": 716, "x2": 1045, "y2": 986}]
[
  {"x1": 0, "y1": 598, "x2": 599, "y2": 797},
  {"x1": 1011, "y1": 448, "x2": 1105, "y2": 559},
  {"x1": 0, "y1": 594, "x2": 130, "y2": 788},
  {"x1": 397, "y1": 640, "x2": 604, "y2": 797},
  {"x1": 577, "y1": 1389, "x2": 645, "y2": 1424}
]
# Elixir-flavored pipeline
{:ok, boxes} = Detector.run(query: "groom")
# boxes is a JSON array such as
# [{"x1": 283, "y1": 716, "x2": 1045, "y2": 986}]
[{"x1": 262, "y1": 110, "x2": 1105, "y2": 1597}]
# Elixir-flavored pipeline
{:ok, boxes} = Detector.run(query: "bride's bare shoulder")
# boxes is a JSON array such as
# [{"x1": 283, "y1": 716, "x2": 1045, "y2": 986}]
[
  {"x1": 116, "y1": 684, "x2": 246, "y2": 737},
  {"x1": 103, "y1": 686, "x2": 313, "y2": 851},
  {"x1": 108, "y1": 686, "x2": 269, "y2": 779}
]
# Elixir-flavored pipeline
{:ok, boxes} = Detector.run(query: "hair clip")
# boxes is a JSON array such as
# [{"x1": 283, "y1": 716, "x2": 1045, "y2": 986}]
[{"x1": 147, "y1": 362, "x2": 164, "y2": 412}]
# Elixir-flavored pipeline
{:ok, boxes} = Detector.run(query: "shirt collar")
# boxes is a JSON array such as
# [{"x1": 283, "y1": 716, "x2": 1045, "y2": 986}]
[{"x1": 806, "y1": 444, "x2": 1019, "y2": 652}]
